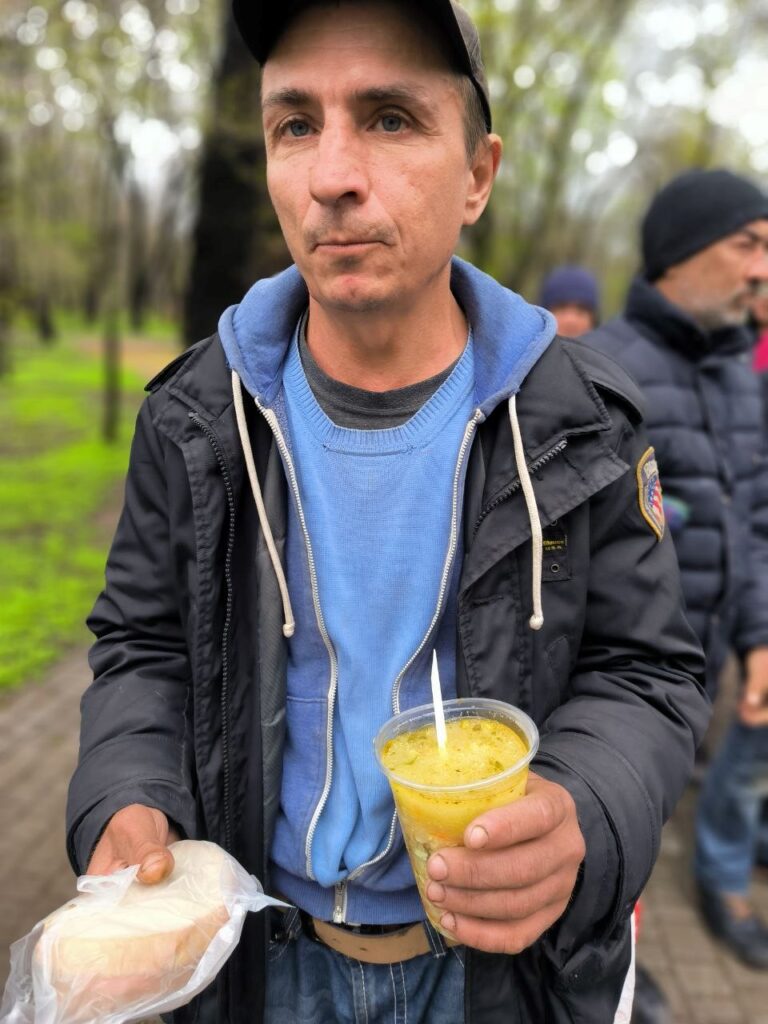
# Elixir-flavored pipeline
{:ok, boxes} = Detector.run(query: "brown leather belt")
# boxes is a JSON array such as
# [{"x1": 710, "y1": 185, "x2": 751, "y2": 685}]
[{"x1": 308, "y1": 916, "x2": 439, "y2": 964}]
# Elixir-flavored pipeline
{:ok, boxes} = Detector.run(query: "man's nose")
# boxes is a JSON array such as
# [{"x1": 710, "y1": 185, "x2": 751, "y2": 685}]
[
  {"x1": 309, "y1": 124, "x2": 369, "y2": 206},
  {"x1": 750, "y1": 246, "x2": 768, "y2": 283}
]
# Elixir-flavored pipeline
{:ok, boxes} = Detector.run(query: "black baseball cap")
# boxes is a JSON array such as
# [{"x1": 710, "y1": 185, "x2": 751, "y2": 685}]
[{"x1": 232, "y1": 0, "x2": 492, "y2": 130}]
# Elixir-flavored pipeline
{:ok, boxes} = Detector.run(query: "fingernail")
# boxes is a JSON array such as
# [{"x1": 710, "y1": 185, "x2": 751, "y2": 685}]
[
  {"x1": 427, "y1": 882, "x2": 446, "y2": 902},
  {"x1": 428, "y1": 854, "x2": 447, "y2": 880},
  {"x1": 468, "y1": 826, "x2": 488, "y2": 848},
  {"x1": 141, "y1": 854, "x2": 166, "y2": 875},
  {"x1": 440, "y1": 913, "x2": 456, "y2": 933}
]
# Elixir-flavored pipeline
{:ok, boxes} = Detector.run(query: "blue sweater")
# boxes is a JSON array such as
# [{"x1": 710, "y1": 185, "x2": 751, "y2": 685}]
[{"x1": 272, "y1": 330, "x2": 475, "y2": 902}]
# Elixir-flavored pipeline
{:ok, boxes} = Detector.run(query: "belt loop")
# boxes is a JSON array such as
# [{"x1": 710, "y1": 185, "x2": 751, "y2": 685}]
[
  {"x1": 422, "y1": 918, "x2": 448, "y2": 959},
  {"x1": 272, "y1": 905, "x2": 302, "y2": 943}
]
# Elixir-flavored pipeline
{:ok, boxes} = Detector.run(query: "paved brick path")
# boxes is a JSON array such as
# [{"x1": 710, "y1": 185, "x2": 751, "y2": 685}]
[{"x1": 1, "y1": 652, "x2": 766, "y2": 1021}]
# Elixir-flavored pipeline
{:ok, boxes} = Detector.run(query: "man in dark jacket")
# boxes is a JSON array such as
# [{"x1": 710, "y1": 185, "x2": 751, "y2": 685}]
[
  {"x1": 66, "y1": 3, "x2": 708, "y2": 1021},
  {"x1": 587, "y1": 168, "x2": 768, "y2": 971}
]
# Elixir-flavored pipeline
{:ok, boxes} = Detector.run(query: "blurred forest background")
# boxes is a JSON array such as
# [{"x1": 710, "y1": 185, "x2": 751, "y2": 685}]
[{"x1": 1, "y1": 0, "x2": 767, "y2": 691}]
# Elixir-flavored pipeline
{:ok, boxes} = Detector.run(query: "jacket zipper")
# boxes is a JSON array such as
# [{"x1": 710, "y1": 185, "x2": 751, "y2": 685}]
[
  {"x1": 254, "y1": 400, "x2": 340, "y2": 887},
  {"x1": 342, "y1": 410, "x2": 484, "y2": 900},
  {"x1": 472, "y1": 438, "x2": 568, "y2": 538},
  {"x1": 189, "y1": 412, "x2": 236, "y2": 854}
]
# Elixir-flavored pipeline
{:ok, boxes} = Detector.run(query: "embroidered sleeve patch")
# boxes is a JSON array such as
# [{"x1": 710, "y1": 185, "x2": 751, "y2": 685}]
[{"x1": 636, "y1": 446, "x2": 664, "y2": 541}]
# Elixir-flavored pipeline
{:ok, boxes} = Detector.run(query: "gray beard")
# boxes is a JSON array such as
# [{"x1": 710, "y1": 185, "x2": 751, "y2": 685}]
[{"x1": 691, "y1": 305, "x2": 749, "y2": 333}]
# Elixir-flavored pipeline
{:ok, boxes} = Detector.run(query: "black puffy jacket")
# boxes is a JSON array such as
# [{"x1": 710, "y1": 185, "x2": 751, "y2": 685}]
[
  {"x1": 66, "y1": 332, "x2": 708, "y2": 1023},
  {"x1": 587, "y1": 278, "x2": 768, "y2": 694}
]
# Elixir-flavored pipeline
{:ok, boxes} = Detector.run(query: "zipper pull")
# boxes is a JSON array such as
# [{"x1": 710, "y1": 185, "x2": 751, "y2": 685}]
[{"x1": 333, "y1": 882, "x2": 345, "y2": 924}]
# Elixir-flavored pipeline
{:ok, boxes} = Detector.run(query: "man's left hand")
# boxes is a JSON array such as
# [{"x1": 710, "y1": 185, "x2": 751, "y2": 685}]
[
  {"x1": 425, "y1": 772, "x2": 585, "y2": 954},
  {"x1": 739, "y1": 646, "x2": 768, "y2": 726}
]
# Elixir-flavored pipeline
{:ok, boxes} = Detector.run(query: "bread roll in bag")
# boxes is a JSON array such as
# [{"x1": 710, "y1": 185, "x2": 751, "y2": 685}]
[{"x1": 0, "y1": 839, "x2": 287, "y2": 1024}]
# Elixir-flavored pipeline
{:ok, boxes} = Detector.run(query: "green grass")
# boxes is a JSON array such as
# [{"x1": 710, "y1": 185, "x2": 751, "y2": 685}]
[{"x1": 0, "y1": 321, "x2": 176, "y2": 690}]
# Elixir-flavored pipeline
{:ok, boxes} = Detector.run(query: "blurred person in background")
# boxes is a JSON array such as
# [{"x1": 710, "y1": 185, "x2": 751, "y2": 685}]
[
  {"x1": 538, "y1": 264, "x2": 600, "y2": 338},
  {"x1": 587, "y1": 168, "x2": 768, "y2": 971}
]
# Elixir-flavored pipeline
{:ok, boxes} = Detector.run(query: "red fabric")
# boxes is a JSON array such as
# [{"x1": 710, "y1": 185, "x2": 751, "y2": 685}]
[{"x1": 754, "y1": 330, "x2": 768, "y2": 373}]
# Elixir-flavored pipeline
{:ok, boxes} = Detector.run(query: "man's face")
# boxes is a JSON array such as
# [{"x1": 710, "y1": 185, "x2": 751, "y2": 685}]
[
  {"x1": 261, "y1": 2, "x2": 497, "y2": 315},
  {"x1": 550, "y1": 303, "x2": 595, "y2": 339},
  {"x1": 660, "y1": 219, "x2": 768, "y2": 331}
]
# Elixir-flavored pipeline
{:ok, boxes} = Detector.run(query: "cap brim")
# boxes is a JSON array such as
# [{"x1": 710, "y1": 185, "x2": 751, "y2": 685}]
[{"x1": 233, "y1": 0, "x2": 491, "y2": 128}]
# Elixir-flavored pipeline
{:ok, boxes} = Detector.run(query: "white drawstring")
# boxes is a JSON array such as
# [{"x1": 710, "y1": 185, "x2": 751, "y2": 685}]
[
  {"x1": 508, "y1": 394, "x2": 544, "y2": 631},
  {"x1": 232, "y1": 370, "x2": 296, "y2": 638},
  {"x1": 231, "y1": 371, "x2": 539, "y2": 638}
]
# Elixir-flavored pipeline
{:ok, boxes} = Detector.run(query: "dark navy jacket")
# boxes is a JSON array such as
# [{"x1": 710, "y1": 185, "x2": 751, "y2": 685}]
[
  {"x1": 66, "y1": 329, "x2": 708, "y2": 1023},
  {"x1": 587, "y1": 278, "x2": 768, "y2": 694}
]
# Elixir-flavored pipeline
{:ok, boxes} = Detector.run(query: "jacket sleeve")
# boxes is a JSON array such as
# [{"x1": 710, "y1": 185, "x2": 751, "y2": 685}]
[
  {"x1": 734, "y1": 424, "x2": 768, "y2": 654},
  {"x1": 533, "y1": 400, "x2": 709, "y2": 977},
  {"x1": 65, "y1": 397, "x2": 198, "y2": 874}
]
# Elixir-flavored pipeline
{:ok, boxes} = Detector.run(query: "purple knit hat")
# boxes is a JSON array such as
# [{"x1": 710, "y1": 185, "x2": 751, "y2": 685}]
[{"x1": 539, "y1": 266, "x2": 600, "y2": 315}]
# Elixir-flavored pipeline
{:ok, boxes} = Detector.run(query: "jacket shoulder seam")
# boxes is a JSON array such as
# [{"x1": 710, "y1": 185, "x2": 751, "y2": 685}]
[
  {"x1": 144, "y1": 335, "x2": 217, "y2": 393},
  {"x1": 566, "y1": 340, "x2": 645, "y2": 423}
]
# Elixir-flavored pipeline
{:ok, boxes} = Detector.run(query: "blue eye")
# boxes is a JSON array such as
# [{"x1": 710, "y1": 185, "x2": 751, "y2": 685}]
[
  {"x1": 381, "y1": 114, "x2": 403, "y2": 132},
  {"x1": 288, "y1": 120, "x2": 310, "y2": 137}
]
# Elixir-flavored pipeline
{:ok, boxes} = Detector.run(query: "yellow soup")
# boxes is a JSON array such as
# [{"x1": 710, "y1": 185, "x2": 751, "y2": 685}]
[
  {"x1": 381, "y1": 717, "x2": 528, "y2": 787},
  {"x1": 382, "y1": 716, "x2": 529, "y2": 841}
]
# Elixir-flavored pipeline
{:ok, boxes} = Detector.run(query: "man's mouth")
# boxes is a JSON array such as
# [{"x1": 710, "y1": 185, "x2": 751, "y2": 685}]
[{"x1": 314, "y1": 239, "x2": 380, "y2": 249}]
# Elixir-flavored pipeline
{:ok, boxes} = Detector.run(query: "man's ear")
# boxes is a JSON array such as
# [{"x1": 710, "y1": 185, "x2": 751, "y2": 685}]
[{"x1": 463, "y1": 135, "x2": 502, "y2": 227}]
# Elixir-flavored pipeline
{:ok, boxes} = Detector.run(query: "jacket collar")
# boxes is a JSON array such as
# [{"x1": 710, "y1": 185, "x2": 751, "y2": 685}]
[
  {"x1": 461, "y1": 339, "x2": 627, "y2": 593},
  {"x1": 157, "y1": 329, "x2": 610, "y2": 459},
  {"x1": 480, "y1": 337, "x2": 613, "y2": 500},
  {"x1": 624, "y1": 276, "x2": 751, "y2": 360}
]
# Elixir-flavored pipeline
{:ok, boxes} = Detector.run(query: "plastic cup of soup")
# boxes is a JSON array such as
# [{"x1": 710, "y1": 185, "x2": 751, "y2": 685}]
[{"x1": 374, "y1": 698, "x2": 539, "y2": 936}]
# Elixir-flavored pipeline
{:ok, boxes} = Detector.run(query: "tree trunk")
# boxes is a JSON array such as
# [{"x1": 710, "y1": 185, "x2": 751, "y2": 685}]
[
  {"x1": 0, "y1": 132, "x2": 13, "y2": 378},
  {"x1": 100, "y1": 121, "x2": 127, "y2": 444},
  {"x1": 182, "y1": 7, "x2": 289, "y2": 348},
  {"x1": 33, "y1": 293, "x2": 57, "y2": 344},
  {"x1": 102, "y1": 298, "x2": 121, "y2": 444},
  {"x1": 127, "y1": 180, "x2": 150, "y2": 330},
  {"x1": 101, "y1": 205, "x2": 122, "y2": 444}
]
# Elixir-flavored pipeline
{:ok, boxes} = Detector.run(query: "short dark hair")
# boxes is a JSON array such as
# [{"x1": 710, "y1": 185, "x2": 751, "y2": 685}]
[{"x1": 456, "y1": 74, "x2": 490, "y2": 162}]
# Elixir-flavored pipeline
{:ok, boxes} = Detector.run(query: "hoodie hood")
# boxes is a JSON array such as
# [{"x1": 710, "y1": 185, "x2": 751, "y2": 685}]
[{"x1": 218, "y1": 257, "x2": 556, "y2": 418}]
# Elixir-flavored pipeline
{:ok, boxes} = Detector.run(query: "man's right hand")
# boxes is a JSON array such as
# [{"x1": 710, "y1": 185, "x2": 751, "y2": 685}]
[{"x1": 86, "y1": 804, "x2": 180, "y2": 884}]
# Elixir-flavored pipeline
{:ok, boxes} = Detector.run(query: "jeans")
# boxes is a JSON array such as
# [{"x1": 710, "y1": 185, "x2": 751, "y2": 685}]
[
  {"x1": 695, "y1": 719, "x2": 768, "y2": 894},
  {"x1": 264, "y1": 912, "x2": 465, "y2": 1024}
]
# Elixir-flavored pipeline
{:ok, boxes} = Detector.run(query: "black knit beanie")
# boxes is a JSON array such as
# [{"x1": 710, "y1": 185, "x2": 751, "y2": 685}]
[{"x1": 642, "y1": 168, "x2": 768, "y2": 281}]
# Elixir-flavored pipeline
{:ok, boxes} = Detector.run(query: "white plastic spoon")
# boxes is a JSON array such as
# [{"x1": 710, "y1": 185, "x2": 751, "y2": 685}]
[{"x1": 431, "y1": 649, "x2": 447, "y2": 752}]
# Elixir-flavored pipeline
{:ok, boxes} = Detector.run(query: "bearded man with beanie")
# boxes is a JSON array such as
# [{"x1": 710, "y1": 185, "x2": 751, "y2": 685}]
[{"x1": 587, "y1": 168, "x2": 768, "y2": 972}]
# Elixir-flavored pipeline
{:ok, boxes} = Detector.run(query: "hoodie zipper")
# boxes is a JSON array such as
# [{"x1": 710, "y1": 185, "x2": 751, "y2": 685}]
[
  {"x1": 339, "y1": 410, "x2": 483, "y2": 908},
  {"x1": 472, "y1": 438, "x2": 568, "y2": 538},
  {"x1": 189, "y1": 412, "x2": 236, "y2": 854},
  {"x1": 253, "y1": 399, "x2": 340, "y2": 885}
]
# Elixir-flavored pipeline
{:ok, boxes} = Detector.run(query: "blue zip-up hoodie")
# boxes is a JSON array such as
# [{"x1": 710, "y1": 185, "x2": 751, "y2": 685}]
[{"x1": 219, "y1": 258, "x2": 556, "y2": 923}]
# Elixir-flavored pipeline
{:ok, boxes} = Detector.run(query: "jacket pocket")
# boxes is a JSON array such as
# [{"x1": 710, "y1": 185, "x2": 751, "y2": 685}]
[{"x1": 270, "y1": 695, "x2": 328, "y2": 874}]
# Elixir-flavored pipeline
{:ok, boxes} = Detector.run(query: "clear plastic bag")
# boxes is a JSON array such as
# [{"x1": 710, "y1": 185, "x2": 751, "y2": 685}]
[{"x1": 0, "y1": 840, "x2": 287, "y2": 1024}]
